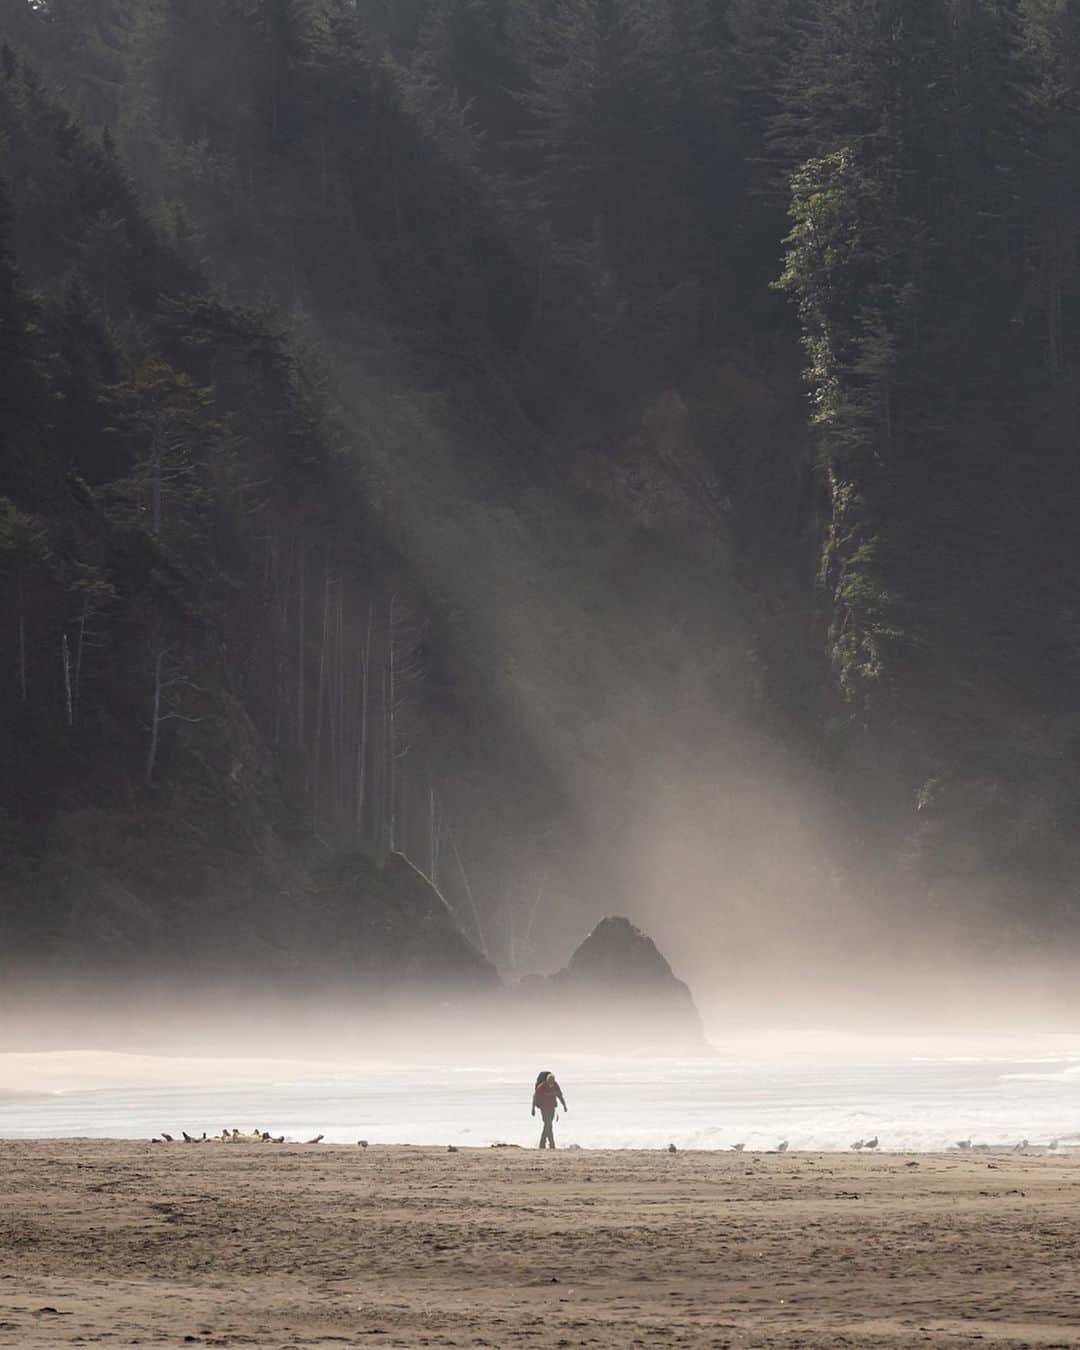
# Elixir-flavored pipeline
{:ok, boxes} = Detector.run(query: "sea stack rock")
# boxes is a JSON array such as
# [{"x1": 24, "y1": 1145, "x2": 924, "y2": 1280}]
[{"x1": 545, "y1": 916, "x2": 706, "y2": 1050}]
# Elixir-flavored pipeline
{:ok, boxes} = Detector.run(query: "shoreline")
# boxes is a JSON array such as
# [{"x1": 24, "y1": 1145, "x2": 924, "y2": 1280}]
[
  {"x1": 5, "y1": 1125, "x2": 1080, "y2": 1154},
  {"x1": 3, "y1": 1139, "x2": 1079, "y2": 1346},
  {"x1": 3, "y1": 1136, "x2": 1080, "y2": 1153},
  {"x1": 4, "y1": 1038, "x2": 1080, "y2": 1155}
]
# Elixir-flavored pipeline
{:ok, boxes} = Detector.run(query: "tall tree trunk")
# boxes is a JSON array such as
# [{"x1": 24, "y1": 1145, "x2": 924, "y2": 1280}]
[
  {"x1": 428, "y1": 772, "x2": 441, "y2": 888},
  {"x1": 270, "y1": 27, "x2": 280, "y2": 144},
  {"x1": 1048, "y1": 252, "x2": 1063, "y2": 376},
  {"x1": 387, "y1": 594, "x2": 397, "y2": 854},
  {"x1": 73, "y1": 600, "x2": 87, "y2": 724},
  {"x1": 61, "y1": 632, "x2": 73, "y2": 728},
  {"x1": 16, "y1": 573, "x2": 27, "y2": 704},
  {"x1": 150, "y1": 433, "x2": 162, "y2": 537},
  {"x1": 314, "y1": 559, "x2": 331, "y2": 831},
  {"x1": 146, "y1": 647, "x2": 165, "y2": 783},
  {"x1": 448, "y1": 821, "x2": 488, "y2": 958},
  {"x1": 274, "y1": 534, "x2": 293, "y2": 746},
  {"x1": 335, "y1": 580, "x2": 346, "y2": 818},
  {"x1": 377, "y1": 662, "x2": 388, "y2": 859},
  {"x1": 355, "y1": 598, "x2": 372, "y2": 844},
  {"x1": 398, "y1": 751, "x2": 408, "y2": 864},
  {"x1": 296, "y1": 540, "x2": 305, "y2": 749},
  {"x1": 319, "y1": 96, "x2": 328, "y2": 209}
]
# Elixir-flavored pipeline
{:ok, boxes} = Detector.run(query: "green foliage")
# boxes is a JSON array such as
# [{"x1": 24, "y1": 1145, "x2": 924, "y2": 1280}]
[
  {"x1": 776, "y1": 147, "x2": 905, "y2": 700},
  {"x1": 7, "y1": 0, "x2": 1080, "y2": 950},
  {"x1": 0, "y1": 45, "x2": 342, "y2": 874}
]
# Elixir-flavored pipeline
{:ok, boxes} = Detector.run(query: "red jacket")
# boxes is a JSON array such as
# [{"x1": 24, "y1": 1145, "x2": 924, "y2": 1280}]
[{"x1": 532, "y1": 1078, "x2": 566, "y2": 1114}]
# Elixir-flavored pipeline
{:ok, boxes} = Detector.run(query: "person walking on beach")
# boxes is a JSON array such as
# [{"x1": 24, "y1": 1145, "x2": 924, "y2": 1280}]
[{"x1": 532, "y1": 1070, "x2": 567, "y2": 1149}]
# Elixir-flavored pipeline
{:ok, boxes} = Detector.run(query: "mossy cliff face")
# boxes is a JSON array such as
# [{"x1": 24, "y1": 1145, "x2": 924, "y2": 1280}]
[
  {"x1": 0, "y1": 849, "x2": 498, "y2": 1001},
  {"x1": 305, "y1": 852, "x2": 499, "y2": 992}
]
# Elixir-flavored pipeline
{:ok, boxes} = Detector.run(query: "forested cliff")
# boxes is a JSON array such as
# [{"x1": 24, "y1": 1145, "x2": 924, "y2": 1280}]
[{"x1": 3, "y1": 0, "x2": 1080, "y2": 1001}]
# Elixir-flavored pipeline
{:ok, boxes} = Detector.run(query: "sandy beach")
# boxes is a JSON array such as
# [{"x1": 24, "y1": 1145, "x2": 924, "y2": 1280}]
[{"x1": 2, "y1": 1142, "x2": 1079, "y2": 1348}]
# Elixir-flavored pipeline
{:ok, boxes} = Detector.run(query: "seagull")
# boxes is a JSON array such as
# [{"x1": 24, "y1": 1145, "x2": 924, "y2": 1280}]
[
  {"x1": 955, "y1": 1139, "x2": 972, "y2": 1150},
  {"x1": 358, "y1": 1140, "x2": 369, "y2": 1148},
  {"x1": 306, "y1": 1134, "x2": 324, "y2": 1145},
  {"x1": 864, "y1": 1137, "x2": 879, "y2": 1150},
  {"x1": 851, "y1": 1139, "x2": 864, "y2": 1151},
  {"x1": 730, "y1": 1142, "x2": 745, "y2": 1152},
  {"x1": 161, "y1": 1133, "x2": 174, "y2": 1142},
  {"x1": 776, "y1": 1141, "x2": 789, "y2": 1152},
  {"x1": 447, "y1": 1145, "x2": 459, "y2": 1153},
  {"x1": 668, "y1": 1143, "x2": 677, "y2": 1153},
  {"x1": 1013, "y1": 1139, "x2": 1029, "y2": 1151},
  {"x1": 182, "y1": 1131, "x2": 196, "y2": 1143}
]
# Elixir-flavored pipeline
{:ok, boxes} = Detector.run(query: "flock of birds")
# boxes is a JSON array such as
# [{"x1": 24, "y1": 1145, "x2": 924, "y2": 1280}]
[
  {"x1": 151, "y1": 1129, "x2": 327, "y2": 1145},
  {"x1": 669, "y1": 1136, "x2": 1047, "y2": 1153},
  {"x1": 152, "y1": 1130, "x2": 1062, "y2": 1152},
  {"x1": 956, "y1": 1137, "x2": 1058, "y2": 1151}
]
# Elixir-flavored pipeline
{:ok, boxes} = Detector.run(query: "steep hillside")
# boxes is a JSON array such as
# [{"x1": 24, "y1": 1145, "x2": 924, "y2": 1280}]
[
  {"x1": 0, "y1": 45, "x2": 496, "y2": 989},
  {"x1": 5, "y1": 0, "x2": 1080, "y2": 1000}
]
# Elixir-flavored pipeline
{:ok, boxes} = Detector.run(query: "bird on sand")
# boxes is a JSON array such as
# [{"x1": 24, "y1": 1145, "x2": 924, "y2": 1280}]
[
  {"x1": 864, "y1": 1136, "x2": 879, "y2": 1150},
  {"x1": 306, "y1": 1134, "x2": 324, "y2": 1145},
  {"x1": 730, "y1": 1142, "x2": 745, "y2": 1152},
  {"x1": 1014, "y1": 1139, "x2": 1029, "y2": 1151},
  {"x1": 668, "y1": 1143, "x2": 677, "y2": 1153},
  {"x1": 358, "y1": 1140, "x2": 369, "y2": 1148},
  {"x1": 851, "y1": 1139, "x2": 864, "y2": 1151},
  {"x1": 776, "y1": 1141, "x2": 789, "y2": 1152},
  {"x1": 161, "y1": 1133, "x2": 174, "y2": 1142},
  {"x1": 955, "y1": 1139, "x2": 972, "y2": 1150},
  {"x1": 447, "y1": 1145, "x2": 459, "y2": 1153}
]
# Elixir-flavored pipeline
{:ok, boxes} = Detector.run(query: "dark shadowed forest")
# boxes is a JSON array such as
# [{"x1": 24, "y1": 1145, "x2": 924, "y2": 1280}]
[{"x1": 3, "y1": 0, "x2": 1080, "y2": 1015}]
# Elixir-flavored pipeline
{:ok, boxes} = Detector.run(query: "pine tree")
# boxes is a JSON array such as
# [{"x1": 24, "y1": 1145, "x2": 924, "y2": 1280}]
[
  {"x1": 1022, "y1": 0, "x2": 1080, "y2": 374},
  {"x1": 510, "y1": 0, "x2": 736, "y2": 376},
  {"x1": 254, "y1": 0, "x2": 312, "y2": 147},
  {"x1": 0, "y1": 174, "x2": 39, "y2": 497}
]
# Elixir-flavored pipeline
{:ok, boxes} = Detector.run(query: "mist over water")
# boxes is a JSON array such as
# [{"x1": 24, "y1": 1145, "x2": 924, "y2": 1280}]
[{"x1": 3, "y1": 1024, "x2": 1080, "y2": 1153}]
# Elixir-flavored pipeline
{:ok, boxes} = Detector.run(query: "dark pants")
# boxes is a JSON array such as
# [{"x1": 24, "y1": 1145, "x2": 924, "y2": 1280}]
[{"x1": 538, "y1": 1110, "x2": 556, "y2": 1149}]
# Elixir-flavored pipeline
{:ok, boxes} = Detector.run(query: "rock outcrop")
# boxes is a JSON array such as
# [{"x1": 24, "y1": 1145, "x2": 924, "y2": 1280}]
[
  {"x1": 519, "y1": 916, "x2": 706, "y2": 1051},
  {"x1": 1, "y1": 848, "x2": 498, "y2": 1004},
  {"x1": 304, "y1": 851, "x2": 499, "y2": 994}
]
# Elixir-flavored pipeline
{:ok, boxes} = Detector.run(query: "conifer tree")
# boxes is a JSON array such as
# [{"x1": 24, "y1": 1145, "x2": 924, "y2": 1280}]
[{"x1": 1022, "y1": 0, "x2": 1080, "y2": 374}]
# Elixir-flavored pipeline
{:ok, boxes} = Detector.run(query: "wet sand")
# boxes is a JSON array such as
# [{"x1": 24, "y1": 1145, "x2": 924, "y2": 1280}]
[{"x1": 2, "y1": 1140, "x2": 1079, "y2": 1347}]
